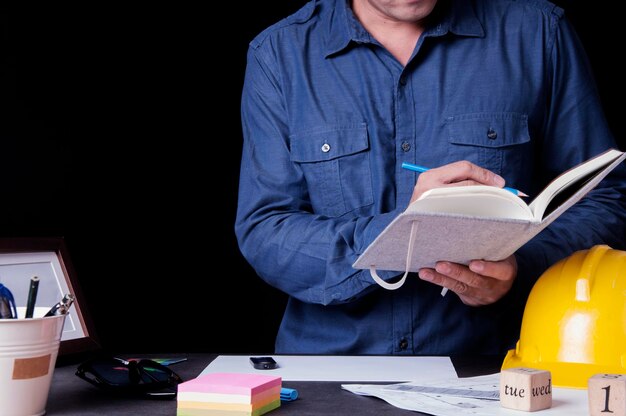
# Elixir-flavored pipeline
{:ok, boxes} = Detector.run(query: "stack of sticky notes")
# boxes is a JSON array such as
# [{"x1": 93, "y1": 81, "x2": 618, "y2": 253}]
[{"x1": 177, "y1": 372, "x2": 282, "y2": 416}]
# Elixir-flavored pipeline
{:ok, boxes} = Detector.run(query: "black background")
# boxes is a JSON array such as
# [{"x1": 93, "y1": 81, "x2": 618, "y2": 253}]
[{"x1": 0, "y1": 2, "x2": 623, "y2": 355}]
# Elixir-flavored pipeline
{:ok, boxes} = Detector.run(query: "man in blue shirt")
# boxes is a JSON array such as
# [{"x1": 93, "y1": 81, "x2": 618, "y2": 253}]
[{"x1": 235, "y1": 0, "x2": 626, "y2": 355}]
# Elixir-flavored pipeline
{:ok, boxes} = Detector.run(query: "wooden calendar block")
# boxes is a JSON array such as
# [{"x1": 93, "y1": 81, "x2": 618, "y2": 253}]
[
  {"x1": 588, "y1": 374, "x2": 626, "y2": 416},
  {"x1": 500, "y1": 367, "x2": 552, "y2": 411}
]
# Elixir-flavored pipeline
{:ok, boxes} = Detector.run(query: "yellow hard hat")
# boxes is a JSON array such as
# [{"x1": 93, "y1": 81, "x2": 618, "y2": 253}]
[{"x1": 502, "y1": 244, "x2": 626, "y2": 389}]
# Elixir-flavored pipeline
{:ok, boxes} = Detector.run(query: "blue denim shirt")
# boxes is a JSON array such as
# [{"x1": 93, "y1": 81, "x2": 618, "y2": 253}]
[{"x1": 236, "y1": 0, "x2": 626, "y2": 355}]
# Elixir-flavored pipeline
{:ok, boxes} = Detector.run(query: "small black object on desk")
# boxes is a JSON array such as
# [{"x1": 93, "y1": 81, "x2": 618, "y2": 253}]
[{"x1": 250, "y1": 356, "x2": 278, "y2": 370}]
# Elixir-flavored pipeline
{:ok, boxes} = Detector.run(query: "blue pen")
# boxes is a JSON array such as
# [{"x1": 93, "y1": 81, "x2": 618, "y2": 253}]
[
  {"x1": 401, "y1": 162, "x2": 527, "y2": 197},
  {"x1": 280, "y1": 387, "x2": 298, "y2": 401}
]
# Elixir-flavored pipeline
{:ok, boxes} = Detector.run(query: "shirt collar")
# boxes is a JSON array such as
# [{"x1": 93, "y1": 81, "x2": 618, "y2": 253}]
[
  {"x1": 323, "y1": 0, "x2": 366, "y2": 57},
  {"x1": 323, "y1": 0, "x2": 484, "y2": 57},
  {"x1": 435, "y1": 0, "x2": 485, "y2": 38}
]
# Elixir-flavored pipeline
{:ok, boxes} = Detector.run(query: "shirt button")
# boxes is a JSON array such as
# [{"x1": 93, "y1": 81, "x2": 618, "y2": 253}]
[
  {"x1": 399, "y1": 339, "x2": 408, "y2": 350},
  {"x1": 487, "y1": 128, "x2": 497, "y2": 140},
  {"x1": 399, "y1": 76, "x2": 407, "y2": 86},
  {"x1": 401, "y1": 141, "x2": 411, "y2": 152},
  {"x1": 321, "y1": 143, "x2": 331, "y2": 153}
]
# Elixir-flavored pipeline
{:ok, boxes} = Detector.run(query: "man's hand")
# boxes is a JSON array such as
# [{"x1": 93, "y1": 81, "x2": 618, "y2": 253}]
[
  {"x1": 418, "y1": 255, "x2": 517, "y2": 306},
  {"x1": 409, "y1": 160, "x2": 506, "y2": 203},
  {"x1": 409, "y1": 160, "x2": 516, "y2": 304}
]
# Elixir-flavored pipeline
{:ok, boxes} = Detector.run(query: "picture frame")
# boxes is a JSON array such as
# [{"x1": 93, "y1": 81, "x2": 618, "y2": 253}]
[{"x1": 0, "y1": 236, "x2": 99, "y2": 356}]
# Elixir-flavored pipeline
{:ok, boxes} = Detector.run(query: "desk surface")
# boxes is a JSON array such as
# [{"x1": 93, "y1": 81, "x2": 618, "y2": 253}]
[{"x1": 46, "y1": 354, "x2": 503, "y2": 416}]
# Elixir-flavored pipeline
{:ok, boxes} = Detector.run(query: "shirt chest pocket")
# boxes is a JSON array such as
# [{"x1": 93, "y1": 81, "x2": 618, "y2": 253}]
[
  {"x1": 444, "y1": 112, "x2": 531, "y2": 175},
  {"x1": 290, "y1": 125, "x2": 373, "y2": 217}
]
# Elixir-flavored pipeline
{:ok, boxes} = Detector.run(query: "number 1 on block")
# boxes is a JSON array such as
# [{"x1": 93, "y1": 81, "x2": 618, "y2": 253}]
[{"x1": 588, "y1": 374, "x2": 626, "y2": 416}]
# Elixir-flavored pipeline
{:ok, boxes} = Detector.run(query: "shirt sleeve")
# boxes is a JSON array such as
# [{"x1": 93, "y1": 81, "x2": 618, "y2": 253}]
[
  {"x1": 512, "y1": 12, "x2": 626, "y2": 302},
  {"x1": 235, "y1": 46, "x2": 400, "y2": 306}
]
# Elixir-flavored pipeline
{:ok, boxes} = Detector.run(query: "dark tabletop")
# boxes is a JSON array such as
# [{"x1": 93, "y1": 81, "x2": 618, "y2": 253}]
[{"x1": 45, "y1": 353, "x2": 504, "y2": 416}]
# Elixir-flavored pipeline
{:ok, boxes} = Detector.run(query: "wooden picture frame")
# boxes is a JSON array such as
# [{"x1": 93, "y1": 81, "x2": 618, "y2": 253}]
[{"x1": 0, "y1": 237, "x2": 99, "y2": 356}]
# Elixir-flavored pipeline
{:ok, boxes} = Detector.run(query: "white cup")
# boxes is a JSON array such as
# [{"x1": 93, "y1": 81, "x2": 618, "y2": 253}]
[{"x1": 0, "y1": 307, "x2": 66, "y2": 416}]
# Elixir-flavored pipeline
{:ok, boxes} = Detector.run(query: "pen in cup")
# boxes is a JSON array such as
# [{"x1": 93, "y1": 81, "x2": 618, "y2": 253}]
[
  {"x1": 44, "y1": 293, "x2": 75, "y2": 317},
  {"x1": 0, "y1": 283, "x2": 17, "y2": 319},
  {"x1": 25, "y1": 276, "x2": 40, "y2": 319},
  {"x1": 401, "y1": 162, "x2": 527, "y2": 197}
]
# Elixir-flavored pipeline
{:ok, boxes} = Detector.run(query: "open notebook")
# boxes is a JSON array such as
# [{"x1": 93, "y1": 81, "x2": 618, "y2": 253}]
[{"x1": 352, "y1": 148, "x2": 626, "y2": 290}]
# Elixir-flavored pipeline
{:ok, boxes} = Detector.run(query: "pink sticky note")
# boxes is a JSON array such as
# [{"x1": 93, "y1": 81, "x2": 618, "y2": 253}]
[{"x1": 178, "y1": 373, "x2": 282, "y2": 396}]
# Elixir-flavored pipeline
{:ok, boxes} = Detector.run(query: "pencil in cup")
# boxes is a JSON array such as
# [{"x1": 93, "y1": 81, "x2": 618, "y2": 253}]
[{"x1": 25, "y1": 276, "x2": 40, "y2": 319}]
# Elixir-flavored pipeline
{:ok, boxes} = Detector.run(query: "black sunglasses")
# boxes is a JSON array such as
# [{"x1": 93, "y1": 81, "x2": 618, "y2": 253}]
[{"x1": 76, "y1": 356, "x2": 184, "y2": 399}]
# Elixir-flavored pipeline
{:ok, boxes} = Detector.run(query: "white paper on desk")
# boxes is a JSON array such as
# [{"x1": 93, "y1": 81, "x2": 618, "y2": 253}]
[
  {"x1": 202, "y1": 355, "x2": 457, "y2": 382},
  {"x1": 342, "y1": 373, "x2": 589, "y2": 415}
]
